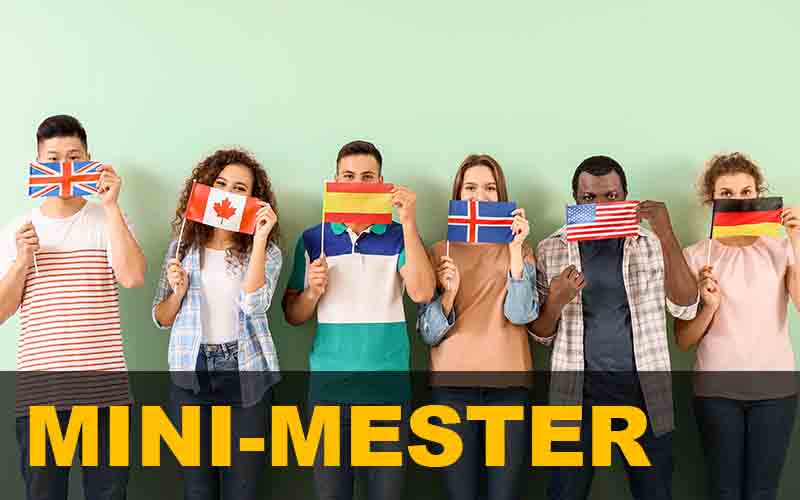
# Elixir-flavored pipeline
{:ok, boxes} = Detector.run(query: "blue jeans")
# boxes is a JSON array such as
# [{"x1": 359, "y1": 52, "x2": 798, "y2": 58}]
[
  {"x1": 169, "y1": 341, "x2": 270, "y2": 500},
  {"x1": 309, "y1": 401, "x2": 409, "y2": 500},
  {"x1": 548, "y1": 376, "x2": 673, "y2": 500},
  {"x1": 430, "y1": 386, "x2": 531, "y2": 500},
  {"x1": 694, "y1": 395, "x2": 798, "y2": 500},
  {"x1": 16, "y1": 406, "x2": 130, "y2": 500}
]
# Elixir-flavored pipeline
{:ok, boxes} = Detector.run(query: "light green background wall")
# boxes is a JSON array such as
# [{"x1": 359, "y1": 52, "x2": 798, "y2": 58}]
[{"x1": 1, "y1": 1, "x2": 799, "y2": 497}]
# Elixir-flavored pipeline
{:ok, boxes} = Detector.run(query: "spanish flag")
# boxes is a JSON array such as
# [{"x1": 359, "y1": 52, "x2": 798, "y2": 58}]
[
  {"x1": 323, "y1": 182, "x2": 393, "y2": 224},
  {"x1": 710, "y1": 197, "x2": 783, "y2": 239}
]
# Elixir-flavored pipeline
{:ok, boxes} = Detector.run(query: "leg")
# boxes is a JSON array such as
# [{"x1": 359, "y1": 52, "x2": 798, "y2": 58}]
[
  {"x1": 744, "y1": 395, "x2": 798, "y2": 500},
  {"x1": 363, "y1": 406, "x2": 409, "y2": 500},
  {"x1": 485, "y1": 388, "x2": 530, "y2": 500},
  {"x1": 81, "y1": 406, "x2": 130, "y2": 500},
  {"x1": 16, "y1": 413, "x2": 70, "y2": 500},
  {"x1": 693, "y1": 397, "x2": 746, "y2": 500},
  {"x1": 221, "y1": 392, "x2": 269, "y2": 500},
  {"x1": 431, "y1": 388, "x2": 481, "y2": 500},
  {"x1": 169, "y1": 385, "x2": 219, "y2": 500},
  {"x1": 312, "y1": 401, "x2": 354, "y2": 500},
  {"x1": 622, "y1": 426, "x2": 673, "y2": 500},
  {"x1": 547, "y1": 403, "x2": 595, "y2": 500}
]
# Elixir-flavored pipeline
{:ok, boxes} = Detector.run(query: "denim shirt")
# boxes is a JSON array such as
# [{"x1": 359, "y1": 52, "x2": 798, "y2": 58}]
[
  {"x1": 152, "y1": 240, "x2": 282, "y2": 407},
  {"x1": 417, "y1": 262, "x2": 539, "y2": 346}
]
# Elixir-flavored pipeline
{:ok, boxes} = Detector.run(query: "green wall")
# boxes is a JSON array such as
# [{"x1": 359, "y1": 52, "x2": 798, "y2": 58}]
[{"x1": 1, "y1": 1, "x2": 799, "y2": 497}]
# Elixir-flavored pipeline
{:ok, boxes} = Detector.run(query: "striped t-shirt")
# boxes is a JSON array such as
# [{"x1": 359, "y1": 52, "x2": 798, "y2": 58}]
[
  {"x1": 288, "y1": 222, "x2": 409, "y2": 402},
  {"x1": 1, "y1": 202, "x2": 133, "y2": 416}
]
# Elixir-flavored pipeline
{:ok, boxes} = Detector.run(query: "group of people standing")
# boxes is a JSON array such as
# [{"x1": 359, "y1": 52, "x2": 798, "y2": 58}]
[{"x1": 1, "y1": 114, "x2": 798, "y2": 500}]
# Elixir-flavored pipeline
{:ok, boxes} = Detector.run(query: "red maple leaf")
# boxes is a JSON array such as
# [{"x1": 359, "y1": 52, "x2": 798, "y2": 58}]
[{"x1": 213, "y1": 198, "x2": 237, "y2": 222}]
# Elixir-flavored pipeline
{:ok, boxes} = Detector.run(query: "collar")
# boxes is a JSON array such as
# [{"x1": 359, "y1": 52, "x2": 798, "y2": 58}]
[{"x1": 330, "y1": 222, "x2": 388, "y2": 235}]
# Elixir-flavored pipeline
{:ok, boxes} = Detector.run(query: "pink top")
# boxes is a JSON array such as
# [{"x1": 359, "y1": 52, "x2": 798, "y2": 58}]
[{"x1": 683, "y1": 237, "x2": 797, "y2": 398}]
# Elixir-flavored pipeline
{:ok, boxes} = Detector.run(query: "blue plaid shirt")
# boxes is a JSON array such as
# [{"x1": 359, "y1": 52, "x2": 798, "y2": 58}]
[{"x1": 152, "y1": 240, "x2": 282, "y2": 406}]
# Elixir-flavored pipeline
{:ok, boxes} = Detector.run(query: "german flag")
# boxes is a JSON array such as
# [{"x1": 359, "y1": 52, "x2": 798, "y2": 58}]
[
  {"x1": 710, "y1": 197, "x2": 783, "y2": 239},
  {"x1": 323, "y1": 182, "x2": 393, "y2": 224}
]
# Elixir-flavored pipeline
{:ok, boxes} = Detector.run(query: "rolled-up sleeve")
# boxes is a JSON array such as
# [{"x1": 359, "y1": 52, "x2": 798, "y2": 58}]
[
  {"x1": 151, "y1": 240, "x2": 178, "y2": 330},
  {"x1": 666, "y1": 294, "x2": 699, "y2": 320},
  {"x1": 417, "y1": 292, "x2": 455, "y2": 346},
  {"x1": 504, "y1": 262, "x2": 540, "y2": 325},
  {"x1": 239, "y1": 243, "x2": 283, "y2": 316},
  {"x1": 528, "y1": 250, "x2": 556, "y2": 345}
]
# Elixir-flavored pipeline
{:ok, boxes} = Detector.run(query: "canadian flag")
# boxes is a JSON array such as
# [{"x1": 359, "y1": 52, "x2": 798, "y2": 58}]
[{"x1": 185, "y1": 183, "x2": 261, "y2": 234}]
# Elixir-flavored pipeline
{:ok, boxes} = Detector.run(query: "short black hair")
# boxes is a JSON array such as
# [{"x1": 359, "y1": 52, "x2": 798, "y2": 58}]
[
  {"x1": 336, "y1": 140, "x2": 382, "y2": 175},
  {"x1": 572, "y1": 155, "x2": 628, "y2": 195},
  {"x1": 36, "y1": 115, "x2": 88, "y2": 148}
]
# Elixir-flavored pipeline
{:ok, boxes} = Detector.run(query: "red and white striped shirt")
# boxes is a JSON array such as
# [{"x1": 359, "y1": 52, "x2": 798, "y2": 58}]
[{"x1": 1, "y1": 202, "x2": 132, "y2": 415}]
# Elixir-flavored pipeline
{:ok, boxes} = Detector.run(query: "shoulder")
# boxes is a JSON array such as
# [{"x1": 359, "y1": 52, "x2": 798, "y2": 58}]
[{"x1": 536, "y1": 227, "x2": 567, "y2": 256}]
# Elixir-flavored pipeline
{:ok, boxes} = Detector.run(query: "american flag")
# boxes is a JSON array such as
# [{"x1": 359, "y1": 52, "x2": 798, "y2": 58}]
[
  {"x1": 27, "y1": 161, "x2": 104, "y2": 198},
  {"x1": 565, "y1": 201, "x2": 639, "y2": 241}
]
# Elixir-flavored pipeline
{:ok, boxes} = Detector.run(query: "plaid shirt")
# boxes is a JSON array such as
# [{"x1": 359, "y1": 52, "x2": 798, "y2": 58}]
[
  {"x1": 531, "y1": 226, "x2": 698, "y2": 436},
  {"x1": 152, "y1": 240, "x2": 282, "y2": 407}
]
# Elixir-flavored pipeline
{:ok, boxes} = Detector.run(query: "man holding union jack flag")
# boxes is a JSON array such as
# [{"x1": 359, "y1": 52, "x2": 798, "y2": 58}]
[
  {"x1": 0, "y1": 115, "x2": 146, "y2": 499},
  {"x1": 529, "y1": 155, "x2": 699, "y2": 500}
]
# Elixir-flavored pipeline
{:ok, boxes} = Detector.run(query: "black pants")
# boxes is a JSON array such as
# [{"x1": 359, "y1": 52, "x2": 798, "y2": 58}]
[
  {"x1": 694, "y1": 395, "x2": 798, "y2": 500},
  {"x1": 16, "y1": 406, "x2": 130, "y2": 500},
  {"x1": 431, "y1": 386, "x2": 530, "y2": 500},
  {"x1": 549, "y1": 375, "x2": 673, "y2": 500},
  {"x1": 309, "y1": 401, "x2": 409, "y2": 500}
]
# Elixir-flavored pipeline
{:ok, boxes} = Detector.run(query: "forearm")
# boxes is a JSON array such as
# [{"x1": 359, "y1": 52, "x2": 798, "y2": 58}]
[
  {"x1": 105, "y1": 205, "x2": 146, "y2": 288},
  {"x1": 661, "y1": 234, "x2": 697, "y2": 305},
  {"x1": 675, "y1": 305, "x2": 715, "y2": 351},
  {"x1": 509, "y1": 245, "x2": 524, "y2": 279},
  {"x1": 528, "y1": 297, "x2": 565, "y2": 338},
  {"x1": 284, "y1": 289, "x2": 320, "y2": 326},
  {"x1": 242, "y1": 241, "x2": 267, "y2": 294},
  {"x1": 154, "y1": 292, "x2": 184, "y2": 328},
  {"x1": 0, "y1": 262, "x2": 27, "y2": 324},
  {"x1": 788, "y1": 238, "x2": 800, "y2": 311},
  {"x1": 401, "y1": 223, "x2": 435, "y2": 303}
]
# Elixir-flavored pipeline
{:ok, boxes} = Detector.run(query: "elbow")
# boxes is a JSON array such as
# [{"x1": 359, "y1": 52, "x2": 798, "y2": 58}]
[
  {"x1": 411, "y1": 290, "x2": 435, "y2": 305},
  {"x1": 119, "y1": 270, "x2": 146, "y2": 289}
]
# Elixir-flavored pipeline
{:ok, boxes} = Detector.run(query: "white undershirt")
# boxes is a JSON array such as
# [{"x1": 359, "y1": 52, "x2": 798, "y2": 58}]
[{"x1": 199, "y1": 248, "x2": 240, "y2": 344}]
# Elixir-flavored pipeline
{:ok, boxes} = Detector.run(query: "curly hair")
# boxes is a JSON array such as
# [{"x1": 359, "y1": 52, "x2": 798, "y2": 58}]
[
  {"x1": 698, "y1": 152, "x2": 767, "y2": 205},
  {"x1": 172, "y1": 149, "x2": 280, "y2": 266}
]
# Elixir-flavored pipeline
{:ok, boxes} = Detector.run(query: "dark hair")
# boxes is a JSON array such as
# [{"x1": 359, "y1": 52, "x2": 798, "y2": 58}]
[
  {"x1": 451, "y1": 154, "x2": 510, "y2": 202},
  {"x1": 571, "y1": 155, "x2": 628, "y2": 195},
  {"x1": 336, "y1": 140, "x2": 383, "y2": 175},
  {"x1": 36, "y1": 115, "x2": 88, "y2": 148},
  {"x1": 172, "y1": 149, "x2": 280, "y2": 266},
  {"x1": 698, "y1": 152, "x2": 767, "y2": 205}
]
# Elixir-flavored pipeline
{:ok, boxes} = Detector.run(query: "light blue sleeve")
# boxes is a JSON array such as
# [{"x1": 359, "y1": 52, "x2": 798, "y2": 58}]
[
  {"x1": 416, "y1": 290, "x2": 456, "y2": 346},
  {"x1": 239, "y1": 243, "x2": 283, "y2": 316},
  {"x1": 503, "y1": 261, "x2": 540, "y2": 325}
]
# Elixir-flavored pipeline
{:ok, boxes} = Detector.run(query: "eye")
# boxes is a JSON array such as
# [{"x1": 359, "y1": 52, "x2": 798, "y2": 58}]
[
  {"x1": 487, "y1": 186, "x2": 497, "y2": 192},
  {"x1": 47, "y1": 156, "x2": 57, "y2": 162},
  {"x1": 343, "y1": 174, "x2": 354, "y2": 180},
  {"x1": 582, "y1": 194, "x2": 595, "y2": 202},
  {"x1": 236, "y1": 186, "x2": 247, "y2": 192},
  {"x1": 721, "y1": 191, "x2": 732, "y2": 198},
  {"x1": 69, "y1": 154, "x2": 81, "y2": 161},
  {"x1": 465, "y1": 185, "x2": 475, "y2": 191},
  {"x1": 608, "y1": 193, "x2": 618, "y2": 200},
  {"x1": 214, "y1": 179, "x2": 225, "y2": 187}
]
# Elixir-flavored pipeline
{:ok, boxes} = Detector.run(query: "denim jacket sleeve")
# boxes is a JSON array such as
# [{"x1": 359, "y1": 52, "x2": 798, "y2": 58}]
[
  {"x1": 416, "y1": 290, "x2": 456, "y2": 346},
  {"x1": 237, "y1": 242, "x2": 283, "y2": 317},
  {"x1": 151, "y1": 240, "x2": 179, "y2": 330},
  {"x1": 503, "y1": 261, "x2": 540, "y2": 325}
]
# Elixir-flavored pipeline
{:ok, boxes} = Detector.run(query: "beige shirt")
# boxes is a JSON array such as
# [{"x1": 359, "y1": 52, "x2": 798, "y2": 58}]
[{"x1": 427, "y1": 241, "x2": 533, "y2": 386}]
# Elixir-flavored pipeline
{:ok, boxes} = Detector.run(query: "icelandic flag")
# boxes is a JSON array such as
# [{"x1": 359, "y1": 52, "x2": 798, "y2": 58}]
[
  {"x1": 27, "y1": 161, "x2": 104, "y2": 198},
  {"x1": 447, "y1": 200, "x2": 516, "y2": 243}
]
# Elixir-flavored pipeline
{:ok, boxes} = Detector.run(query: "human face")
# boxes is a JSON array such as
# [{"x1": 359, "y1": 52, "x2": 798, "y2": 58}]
[
  {"x1": 213, "y1": 164, "x2": 255, "y2": 196},
  {"x1": 574, "y1": 171, "x2": 626, "y2": 204},
  {"x1": 336, "y1": 155, "x2": 382, "y2": 183},
  {"x1": 713, "y1": 172, "x2": 758, "y2": 200},
  {"x1": 37, "y1": 136, "x2": 91, "y2": 201},
  {"x1": 459, "y1": 165, "x2": 499, "y2": 202}
]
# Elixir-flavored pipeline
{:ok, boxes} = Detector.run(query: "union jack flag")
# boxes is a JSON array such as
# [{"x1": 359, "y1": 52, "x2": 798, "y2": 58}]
[{"x1": 27, "y1": 161, "x2": 104, "y2": 198}]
